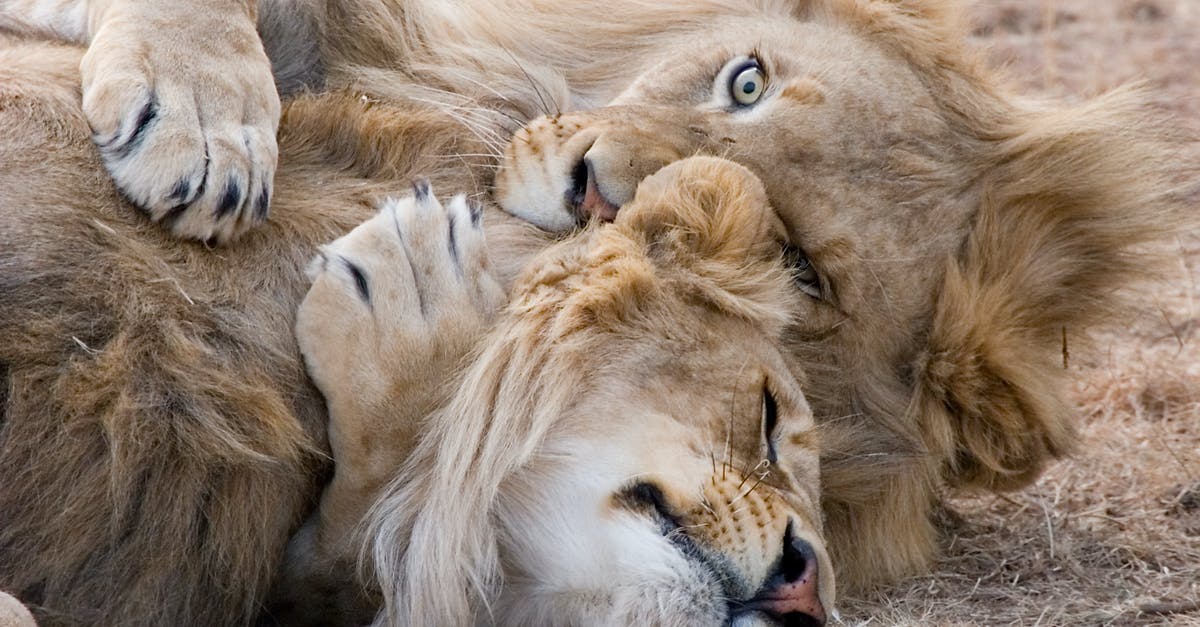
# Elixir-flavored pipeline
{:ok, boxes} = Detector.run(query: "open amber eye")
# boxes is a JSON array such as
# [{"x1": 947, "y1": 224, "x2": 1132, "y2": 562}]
[{"x1": 730, "y1": 61, "x2": 766, "y2": 106}]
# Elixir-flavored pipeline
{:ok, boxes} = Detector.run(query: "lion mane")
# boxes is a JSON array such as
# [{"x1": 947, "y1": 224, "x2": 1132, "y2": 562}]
[{"x1": 0, "y1": 0, "x2": 1188, "y2": 624}]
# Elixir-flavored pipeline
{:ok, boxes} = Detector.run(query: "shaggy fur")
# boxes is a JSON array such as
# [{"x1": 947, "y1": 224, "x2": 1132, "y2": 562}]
[
  {"x1": 0, "y1": 0, "x2": 1187, "y2": 624},
  {"x1": 358, "y1": 157, "x2": 832, "y2": 626},
  {"x1": 0, "y1": 35, "x2": 508, "y2": 626}
]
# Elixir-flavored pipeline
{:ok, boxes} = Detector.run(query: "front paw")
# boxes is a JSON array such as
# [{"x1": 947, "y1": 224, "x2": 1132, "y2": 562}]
[
  {"x1": 296, "y1": 182, "x2": 505, "y2": 408},
  {"x1": 81, "y1": 3, "x2": 280, "y2": 244}
]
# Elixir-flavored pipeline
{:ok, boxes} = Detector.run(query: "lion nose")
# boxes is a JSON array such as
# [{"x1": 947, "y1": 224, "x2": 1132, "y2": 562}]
[
  {"x1": 755, "y1": 522, "x2": 826, "y2": 626},
  {"x1": 568, "y1": 156, "x2": 621, "y2": 222}
]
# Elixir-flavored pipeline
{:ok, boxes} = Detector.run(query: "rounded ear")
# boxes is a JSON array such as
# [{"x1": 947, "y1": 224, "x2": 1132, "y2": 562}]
[
  {"x1": 616, "y1": 156, "x2": 800, "y2": 327},
  {"x1": 918, "y1": 88, "x2": 1188, "y2": 490},
  {"x1": 619, "y1": 156, "x2": 783, "y2": 266}
]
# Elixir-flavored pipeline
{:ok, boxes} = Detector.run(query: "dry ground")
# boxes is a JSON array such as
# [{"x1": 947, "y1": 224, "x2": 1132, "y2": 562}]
[{"x1": 840, "y1": 1, "x2": 1200, "y2": 625}]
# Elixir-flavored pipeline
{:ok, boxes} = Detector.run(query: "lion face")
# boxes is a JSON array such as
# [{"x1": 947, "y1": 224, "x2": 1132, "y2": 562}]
[
  {"x1": 495, "y1": 14, "x2": 963, "y2": 358},
  {"x1": 495, "y1": 318, "x2": 831, "y2": 626},
  {"x1": 486, "y1": 3, "x2": 1176, "y2": 594},
  {"x1": 371, "y1": 158, "x2": 833, "y2": 626}
]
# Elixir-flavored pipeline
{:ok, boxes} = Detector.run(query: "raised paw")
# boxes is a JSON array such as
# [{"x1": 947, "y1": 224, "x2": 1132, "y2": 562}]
[
  {"x1": 81, "y1": 2, "x2": 280, "y2": 244},
  {"x1": 296, "y1": 181, "x2": 505, "y2": 418}
]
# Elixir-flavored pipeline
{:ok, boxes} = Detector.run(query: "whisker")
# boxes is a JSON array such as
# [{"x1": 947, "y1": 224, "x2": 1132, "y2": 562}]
[
  {"x1": 725, "y1": 360, "x2": 752, "y2": 476},
  {"x1": 501, "y1": 46, "x2": 556, "y2": 117},
  {"x1": 435, "y1": 67, "x2": 534, "y2": 127},
  {"x1": 735, "y1": 459, "x2": 771, "y2": 492},
  {"x1": 731, "y1": 471, "x2": 770, "y2": 505}
]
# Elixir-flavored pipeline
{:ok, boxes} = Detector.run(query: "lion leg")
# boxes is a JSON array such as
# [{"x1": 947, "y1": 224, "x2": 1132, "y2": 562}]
[
  {"x1": 0, "y1": 39, "x2": 323, "y2": 626},
  {"x1": 269, "y1": 184, "x2": 504, "y2": 624},
  {"x1": 0, "y1": 0, "x2": 282, "y2": 244}
]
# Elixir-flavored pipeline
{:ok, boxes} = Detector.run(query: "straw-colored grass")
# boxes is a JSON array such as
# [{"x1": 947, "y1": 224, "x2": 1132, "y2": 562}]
[{"x1": 838, "y1": 1, "x2": 1200, "y2": 624}]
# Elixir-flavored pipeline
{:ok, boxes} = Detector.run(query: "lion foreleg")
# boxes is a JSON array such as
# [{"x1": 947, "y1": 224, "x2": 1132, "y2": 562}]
[{"x1": 270, "y1": 185, "x2": 504, "y2": 624}]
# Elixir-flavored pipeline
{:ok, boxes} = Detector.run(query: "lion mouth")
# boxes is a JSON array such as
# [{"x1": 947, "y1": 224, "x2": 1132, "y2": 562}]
[
  {"x1": 566, "y1": 156, "x2": 620, "y2": 223},
  {"x1": 728, "y1": 605, "x2": 824, "y2": 627}
]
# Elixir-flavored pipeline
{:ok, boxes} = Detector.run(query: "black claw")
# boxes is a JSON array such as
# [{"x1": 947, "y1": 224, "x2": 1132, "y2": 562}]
[
  {"x1": 468, "y1": 199, "x2": 484, "y2": 227},
  {"x1": 162, "y1": 203, "x2": 189, "y2": 227},
  {"x1": 194, "y1": 159, "x2": 209, "y2": 200},
  {"x1": 215, "y1": 179, "x2": 243, "y2": 218},
  {"x1": 108, "y1": 98, "x2": 158, "y2": 159},
  {"x1": 412, "y1": 178, "x2": 432, "y2": 201},
  {"x1": 168, "y1": 177, "x2": 193, "y2": 204},
  {"x1": 447, "y1": 212, "x2": 459, "y2": 265},
  {"x1": 255, "y1": 187, "x2": 271, "y2": 220}
]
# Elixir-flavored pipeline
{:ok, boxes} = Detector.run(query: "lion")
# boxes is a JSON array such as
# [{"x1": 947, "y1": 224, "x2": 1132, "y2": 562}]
[
  {"x1": 0, "y1": 0, "x2": 1185, "y2": 624},
  {"x1": 278, "y1": 157, "x2": 834, "y2": 626}
]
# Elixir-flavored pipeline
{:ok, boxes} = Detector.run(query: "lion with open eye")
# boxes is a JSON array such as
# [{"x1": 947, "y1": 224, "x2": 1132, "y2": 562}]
[
  {"x1": 287, "y1": 156, "x2": 833, "y2": 626},
  {"x1": 0, "y1": 0, "x2": 1188, "y2": 624}
]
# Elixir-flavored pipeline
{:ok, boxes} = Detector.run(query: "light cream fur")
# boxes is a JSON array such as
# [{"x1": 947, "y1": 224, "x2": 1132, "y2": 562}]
[
  {"x1": 0, "y1": 0, "x2": 1188, "y2": 624},
  {"x1": 0, "y1": 591, "x2": 36, "y2": 627},
  {"x1": 319, "y1": 157, "x2": 833, "y2": 626}
]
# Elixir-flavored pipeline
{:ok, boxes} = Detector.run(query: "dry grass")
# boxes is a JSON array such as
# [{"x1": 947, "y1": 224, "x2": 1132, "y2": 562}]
[{"x1": 837, "y1": 1, "x2": 1200, "y2": 625}]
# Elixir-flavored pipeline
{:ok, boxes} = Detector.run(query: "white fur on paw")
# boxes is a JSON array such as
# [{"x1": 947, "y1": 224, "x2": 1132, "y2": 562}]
[
  {"x1": 295, "y1": 182, "x2": 503, "y2": 422},
  {"x1": 307, "y1": 180, "x2": 503, "y2": 327},
  {"x1": 80, "y1": 14, "x2": 280, "y2": 245}
]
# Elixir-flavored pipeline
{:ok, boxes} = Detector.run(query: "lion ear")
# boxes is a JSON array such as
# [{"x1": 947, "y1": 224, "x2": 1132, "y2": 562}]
[
  {"x1": 917, "y1": 89, "x2": 1185, "y2": 490},
  {"x1": 618, "y1": 156, "x2": 799, "y2": 326},
  {"x1": 621, "y1": 156, "x2": 781, "y2": 265}
]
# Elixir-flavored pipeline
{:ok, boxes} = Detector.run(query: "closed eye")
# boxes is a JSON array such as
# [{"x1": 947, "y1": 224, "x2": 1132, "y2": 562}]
[
  {"x1": 762, "y1": 385, "x2": 779, "y2": 463},
  {"x1": 782, "y1": 243, "x2": 821, "y2": 299},
  {"x1": 341, "y1": 256, "x2": 371, "y2": 303}
]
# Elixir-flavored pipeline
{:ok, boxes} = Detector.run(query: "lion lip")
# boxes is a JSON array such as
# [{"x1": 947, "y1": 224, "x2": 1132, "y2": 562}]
[
  {"x1": 729, "y1": 607, "x2": 825, "y2": 627},
  {"x1": 729, "y1": 596, "x2": 826, "y2": 627},
  {"x1": 567, "y1": 157, "x2": 620, "y2": 222}
]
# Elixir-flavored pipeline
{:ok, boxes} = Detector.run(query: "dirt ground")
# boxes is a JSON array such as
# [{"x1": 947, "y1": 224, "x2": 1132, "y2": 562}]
[{"x1": 839, "y1": 1, "x2": 1200, "y2": 625}]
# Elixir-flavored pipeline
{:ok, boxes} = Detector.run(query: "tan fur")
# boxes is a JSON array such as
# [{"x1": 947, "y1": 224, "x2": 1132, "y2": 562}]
[
  {"x1": 0, "y1": 35, "x2": 505, "y2": 626},
  {"x1": 0, "y1": 0, "x2": 1188, "y2": 624},
  {"x1": 268, "y1": 187, "x2": 507, "y2": 624},
  {"x1": 350, "y1": 157, "x2": 832, "y2": 625},
  {"x1": 490, "y1": 1, "x2": 1188, "y2": 591}
]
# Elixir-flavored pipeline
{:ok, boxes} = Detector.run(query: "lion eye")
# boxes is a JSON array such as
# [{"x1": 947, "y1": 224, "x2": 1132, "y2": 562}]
[
  {"x1": 783, "y1": 243, "x2": 821, "y2": 299},
  {"x1": 730, "y1": 61, "x2": 766, "y2": 106},
  {"x1": 762, "y1": 385, "x2": 779, "y2": 463}
]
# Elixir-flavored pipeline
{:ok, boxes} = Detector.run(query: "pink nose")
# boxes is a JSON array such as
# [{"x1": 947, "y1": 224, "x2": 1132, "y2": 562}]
[
  {"x1": 754, "y1": 523, "x2": 826, "y2": 625},
  {"x1": 569, "y1": 157, "x2": 621, "y2": 222}
]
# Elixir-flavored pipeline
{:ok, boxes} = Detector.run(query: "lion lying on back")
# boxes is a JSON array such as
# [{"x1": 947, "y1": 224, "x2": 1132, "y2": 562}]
[{"x1": 0, "y1": 0, "x2": 1187, "y2": 624}]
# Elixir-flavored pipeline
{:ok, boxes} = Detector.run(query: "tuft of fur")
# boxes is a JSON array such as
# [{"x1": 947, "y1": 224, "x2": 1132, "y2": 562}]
[{"x1": 918, "y1": 87, "x2": 1188, "y2": 490}]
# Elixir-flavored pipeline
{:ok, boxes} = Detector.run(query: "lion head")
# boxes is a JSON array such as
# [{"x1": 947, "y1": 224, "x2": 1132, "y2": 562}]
[
  {"x1": 481, "y1": 0, "x2": 1181, "y2": 593},
  {"x1": 366, "y1": 157, "x2": 833, "y2": 626}
]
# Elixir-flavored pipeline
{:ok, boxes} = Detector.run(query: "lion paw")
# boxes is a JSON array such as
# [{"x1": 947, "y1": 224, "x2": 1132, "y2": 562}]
[
  {"x1": 296, "y1": 182, "x2": 505, "y2": 417},
  {"x1": 80, "y1": 6, "x2": 280, "y2": 244}
]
